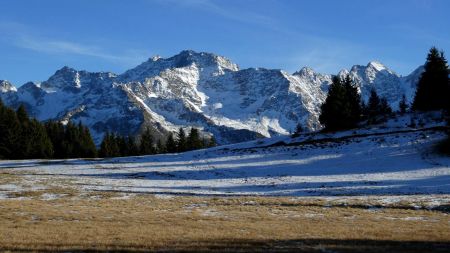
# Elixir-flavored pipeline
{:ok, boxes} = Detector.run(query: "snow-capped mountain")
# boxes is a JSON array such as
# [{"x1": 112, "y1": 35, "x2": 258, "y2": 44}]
[
  {"x1": 0, "y1": 50, "x2": 423, "y2": 144},
  {"x1": 0, "y1": 80, "x2": 17, "y2": 93}
]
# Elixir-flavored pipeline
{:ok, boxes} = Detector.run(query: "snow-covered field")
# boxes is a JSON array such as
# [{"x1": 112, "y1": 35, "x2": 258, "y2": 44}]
[{"x1": 1, "y1": 122, "x2": 449, "y2": 206}]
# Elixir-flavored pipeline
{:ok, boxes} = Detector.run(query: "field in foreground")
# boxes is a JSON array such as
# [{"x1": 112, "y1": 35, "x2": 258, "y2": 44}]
[
  {"x1": 1, "y1": 195, "x2": 449, "y2": 252},
  {"x1": 1, "y1": 121, "x2": 450, "y2": 252}
]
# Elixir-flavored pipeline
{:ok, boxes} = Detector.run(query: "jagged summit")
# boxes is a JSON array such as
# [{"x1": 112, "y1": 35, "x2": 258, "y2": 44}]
[
  {"x1": 293, "y1": 67, "x2": 317, "y2": 77},
  {"x1": 367, "y1": 61, "x2": 388, "y2": 72},
  {"x1": 0, "y1": 80, "x2": 17, "y2": 92},
  {"x1": 0, "y1": 51, "x2": 424, "y2": 145},
  {"x1": 119, "y1": 50, "x2": 239, "y2": 82},
  {"x1": 57, "y1": 66, "x2": 77, "y2": 73}
]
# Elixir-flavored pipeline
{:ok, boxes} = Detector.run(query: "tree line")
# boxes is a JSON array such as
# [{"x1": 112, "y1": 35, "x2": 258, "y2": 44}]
[
  {"x1": 0, "y1": 100, "x2": 216, "y2": 159},
  {"x1": 0, "y1": 103, "x2": 96, "y2": 159},
  {"x1": 98, "y1": 127, "x2": 216, "y2": 158},
  {"x1": 317, "y1": 47, "x2": 449, "y2": 132}
]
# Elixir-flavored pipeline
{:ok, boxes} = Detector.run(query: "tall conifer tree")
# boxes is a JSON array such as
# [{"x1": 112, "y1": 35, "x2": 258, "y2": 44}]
[
  {"x1": 319, "y1": 75, "x2": 362, "y2": 131},
  {"x1": 413, "y1": 47, "x2": 449, "y2": 111},
  {"x1": 177, "y1": 127, "x2": 187, "y2": 152},
  {"x1": 139, "y1": 127, "x2": 155, "y2": 155}
]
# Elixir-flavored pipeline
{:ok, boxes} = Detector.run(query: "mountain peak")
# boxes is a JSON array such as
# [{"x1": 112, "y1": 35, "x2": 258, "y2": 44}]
[
  {"x1": 40, "y1": 66, "x2": 82, "y2": 91},
  {"x1": 367, "y1": 61, "x2": 387, "y2": 71},
  {"x1": 119, "y1": 50, "x2": 239, "y2": 82},
  {"x1": 54, "y1": 66, "x2": 77, "y2": 76},
  {"x1": 0, "y1": 80, "x2": 17, "y2": 92},
  {"x1": 151, "y1": 55, "x2": 162, "y2": 61},
  {"x1": 293, "y1": 67, "x2": 316, "y2": 77}
]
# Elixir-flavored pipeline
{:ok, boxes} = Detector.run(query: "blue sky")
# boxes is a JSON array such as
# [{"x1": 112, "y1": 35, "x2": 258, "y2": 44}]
[{"x1": 0, "y1": 0, "x2": 449, "y2": 86}]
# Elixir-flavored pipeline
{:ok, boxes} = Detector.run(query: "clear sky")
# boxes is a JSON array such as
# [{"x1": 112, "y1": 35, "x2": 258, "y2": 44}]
[{"x1": 0, "y1": 0, "x2": 449, "y2": 86}]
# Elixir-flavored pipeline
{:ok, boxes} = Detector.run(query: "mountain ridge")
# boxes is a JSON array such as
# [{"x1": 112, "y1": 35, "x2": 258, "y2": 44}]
[{"x1": 0, "y1": 50, "x2": 424, "y2": 144}]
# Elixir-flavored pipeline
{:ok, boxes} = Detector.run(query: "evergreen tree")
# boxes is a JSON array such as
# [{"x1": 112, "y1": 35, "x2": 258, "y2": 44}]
[
  {"x1": 0, "y1": 101, "x2": 20, "y2": 158},
  {"x1": 156, "y1": 139, "x2": 166, "y2": 154},
  {"x1": 139, "y1": 127, "x2": 156, "y2": 155},
  {"x1": 117, "y1": 135, "x2": 128, "y2": 157},
  {"x1": 63, "y1": 122, "x2": 78, "y2": 157},
  {"x1": 16, "y1": 104, "x2": 29, "y2": 125},
  {"x1": 319, "y1": 75, "x2": 362, "y2": 131},
  {"x1": 176, "y1": 127, "x2": 187, "y2": 152},
  {"x1": 99, "y1": 132, "x2": 110, "y2": 158},
  {"x1": 25, "y1": 119, "x2": 54, "y2": 159},
  {"x1": 79, "y1": 123, "x2": 97, "y2": 158},
  {"x1": 0, "y1": 102, "x2": 95, "y2": 159},
  {"x1": 379, "y1": 98, "x2": 393, "y2": 116},
  {"x1": 399, "y1": 95, "x2": 408, "y2": 114},
  {"x1": 367, "y1": 89, "x2": 381, "y2": 124},
  {"x1": 207, "y1": 135, "x2": 217, "y2": 148},
  {"x1": 413, "y1": 47, "x2": 449, "y2": 111},
  {"x1": 292, "y1": 123, "x2": 304, "y2": 137},
  {"x1": 45, "y1": 121, "x2": 66, "y2": 158},
  {"x1": 126, "y1": 136, "x2": 139, "y2": 156},
  {"x1": 343, "y1": 76, "x2": 363, "y2": 125},
  {"x1": 110, "y1": 133, "x2": 121, "y2": 157},
  {"x1": 15, "y1": 105, "x2": 31, "y2": 158},
  {"x1": 165, "y1": 133, "x2": 177, "y2": 153},
  {"x1": 187, "y1": 128, "x2": 203, "y2": 150},
  {"x1": 320, "y1": 76, "x2": 346, "y2": 131},
  {"x1": 99, "y1": 132, "x2": 120, "y2": 158},
  {"x1": 366, "y1": 89, "x2": 392, "y2": 124}
]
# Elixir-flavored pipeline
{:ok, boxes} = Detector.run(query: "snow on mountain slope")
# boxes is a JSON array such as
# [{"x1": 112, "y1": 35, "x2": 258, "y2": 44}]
[
  {"x1": 339, "y1": 62, "x2": 423, "y2": 110},
  {"x1": 1, "y1": 117, "x2": 449, "y2": 198},
  {"x1": 118, "y1": 50, "x2": 239, "y2": 83},
  {"x1": 0, "y1": 50, "x2": 425, "y2": 144},
  {"x1": 0, "y1": 68, "x2": 143, "y2": 144},
  {"x1": 0, "y1": 80, "x2": 17, "y2": 93}
]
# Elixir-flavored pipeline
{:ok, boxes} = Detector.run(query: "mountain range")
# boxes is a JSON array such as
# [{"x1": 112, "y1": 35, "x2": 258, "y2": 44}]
[{"x1": 0, "y1": 50, "x2": 423, "y2": 144}]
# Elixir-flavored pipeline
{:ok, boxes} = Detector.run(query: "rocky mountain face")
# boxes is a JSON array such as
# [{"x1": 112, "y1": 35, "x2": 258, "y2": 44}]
[{"x1": 0, "y1": 50, "x2": 423, "y2": 144}]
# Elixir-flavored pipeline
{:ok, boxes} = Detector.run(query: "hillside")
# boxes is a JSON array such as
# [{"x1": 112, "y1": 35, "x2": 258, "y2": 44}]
[{"x1": 1, "y1": 113, "x2": 448, "y2": 201}]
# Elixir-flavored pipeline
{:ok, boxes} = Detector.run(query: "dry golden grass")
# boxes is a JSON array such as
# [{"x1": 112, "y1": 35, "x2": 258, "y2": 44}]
[
  {"x1": 0, "y1": 193, "x2": 449, "y2": 252},
  {"x1": 1, "y1": 170, "x2": 449, "y2": 252}
]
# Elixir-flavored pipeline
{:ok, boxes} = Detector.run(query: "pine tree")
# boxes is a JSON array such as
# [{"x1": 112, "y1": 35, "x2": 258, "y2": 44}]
[
  {"x1": 45, "y1": 121, "x2": 66, "y2": 158},
  {"x1": 99, "y1": 132, "x2": 120, "y2": 158},
  {"x1": 366, "y1": 89, "x2": 393, "y2": 124},
  {"x1": 140, "y1": 127, "x2": 155, "y2": 155},
  {"x1": 63, "y1": 122, "x2": 78, "y2": 157},
  {"x1": 413, "y1": 47, "x2": 449, "y2": 111},
  {"x1": 99, "y1": 132, "x2": 110, "y2": 158},
  {"x1": 176, "y1": 128, "x2": 187, "y2": 152},
  {"x1": 320, "y1": 76, "x2": 346, "y2": 131},
  {"x1": 25, "y1": 119, "x2": 54, "y2": 159},
  {"x1": 399, "y1": 95, "x2": 408, "y2": 114},
  {"x1": 187, "y1": 128, "x2": 203, "y2": 150},
  {"x1": 15, "y1": 105, "x2": 31, "y2": 158},
  {"x1": 0, "y1": 102, "x2": 96, "y2": 159},
  {"x1": 126, "y1": 136, "x2": 139, "y2": 156},
  {"x1": 0, "y1": 100, "x2": 20, "y2": 158},
  {"x1": 292, "y1": 123, "x2": 304, "y2": 137},
  {"x1": 343, "y1": 76, "x2": 363, "y2": 125},
  {"x1": 379, "y1": 98, "x2": 393, "y2": 116},
  {"x1": 110, "y1": 133, "x2": 121, "y2": 157},
  {"x1": 117, "y1": 135, "x2": 128, "y2": 157},
  {"x1": 156, "y1": 139, "x2": 166, "y2": 154},
  {"x1": 16, "y1": 104, "x2": 29, "y2": 125},
  {"x1": 79, "y1": 124, "x2": 97, "y2": 158},
  {"x1": 166, "y1": 133, "x2": 177, "y2": 153},
  {"x1": 207, "y1": 135, "x2": 217, "y2": 148},
  {"x1": 319, "y1": 75, "x2": 362, "y2": 131},
  {"x1": 367, "y1": 89, "x2": 381, "y2": 124}
]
